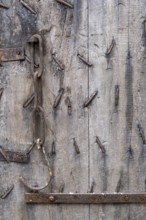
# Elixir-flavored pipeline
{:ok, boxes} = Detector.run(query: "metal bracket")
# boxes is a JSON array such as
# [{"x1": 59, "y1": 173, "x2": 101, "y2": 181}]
[
  {"x1": 0, "y1": 47, "x2": 25, "y2": 62},
  {"x1": 0, "y1": 149, "x2": 29, "y2": 163},
  {"x1": 25, "y1": 193, "x2": 146, "y2": 204}
]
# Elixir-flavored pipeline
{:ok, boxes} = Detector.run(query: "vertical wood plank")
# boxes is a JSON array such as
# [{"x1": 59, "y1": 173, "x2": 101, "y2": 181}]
[
  {"x1": 29, "y1": 0, "x2": 89, "y2": 219},
  {"x1": 127, "y1": 0, "x2": 146, "y2": 219},
  {"x1": 88, "y1": 0, "x2": 131, "y2": 219}
]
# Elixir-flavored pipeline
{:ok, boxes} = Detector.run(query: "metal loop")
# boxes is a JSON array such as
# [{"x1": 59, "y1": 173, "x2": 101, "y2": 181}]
[{"x1": 30, "y1": 34, "x2": 43, "y2": 78}]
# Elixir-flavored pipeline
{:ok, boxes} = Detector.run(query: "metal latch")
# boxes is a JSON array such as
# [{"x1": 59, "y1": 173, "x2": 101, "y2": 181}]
[
  {"x1": 0, "y1": 47, "x2": 25, "y2": 62},
  {"x1": 25, "y1": 193, "x2": 146, "y2": 204}
]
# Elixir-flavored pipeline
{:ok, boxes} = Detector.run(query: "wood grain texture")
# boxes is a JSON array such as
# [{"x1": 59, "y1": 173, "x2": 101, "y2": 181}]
[{"x1": 1, "y1": 0, "x2": 146, "y2": 220}]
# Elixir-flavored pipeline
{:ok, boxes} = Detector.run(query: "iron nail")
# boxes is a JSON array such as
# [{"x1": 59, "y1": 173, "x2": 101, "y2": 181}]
[
  {"x1": 90, "y1": 181, "x2": 95, "y2": 193},
  {"x1": 56, "y1": 0, "x2": 74, "y2": 9},
  {"x1": 52, "y1": 54, "x2": 64, "y2": 70},
  {"x1": 59, "y1": 183, "x2": 65, "y2": 193},
  {"x1": 0, "y1": 3, "x2": 9, "y2": 9},
  {"x1": 66, "y1": 97, "x2": 72, "y2": 115},
  {"x1": 73, "y1": 138, "x2": 80, "y2": 154},
  {"x1": 51, "y1": 141, "x2": 56, "y2": 156},
  {"x1": 96, "y1": 136, "x2": 106, "y2": 154},
  {"x1": 77, "y1": 53, "x2": 93, "y2": 67},
  {"x1": 23, "y1": 93, "x2": 35, "y2": 108},
  {"x1": 53, "y1": 88, "x2": 64, "y2": 108},
  {"x1": 0, "y1": 88, "x2": 4, "y2": 100},
  {"x1": 1, "y1": 184, "x2": 14, "y2": 199},
  {"x1": 106, "y1": 38, "x2": 115, "y2": 56},
  {"x1": 25, "y1": 55, "x2": 39, "y2": 68},
  {"x1": 83, "y1": 90, "x2": 98, "y2": 107},
  {"x1": 26, "y1": 142, "x2": 36, "y2": 154},
  {"x1": 20, "y1": 0, "x2": 36, "y2": 15},
  {"x1": 137, "y1": 123, "x2": 146, "y2": 145},
  {"x1": 115, "y1": 85, "x2": 119, "y2": 106}
]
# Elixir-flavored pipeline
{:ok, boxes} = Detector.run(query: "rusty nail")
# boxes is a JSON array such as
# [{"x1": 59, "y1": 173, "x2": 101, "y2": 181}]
[
  {"x1": 26, "y1": 142, "x2": 36, "y2": 154},
  {"x1": 1, "y1": 184, "x2": 14, "y2": 199},
  {"x1": 53, "y1": 88, "x2": 64, "y2": 108},
  {"x1": 115, "y1": 85, "x2": 119, "y2": 106},
  {"x1": 59, "y1": 183, "x2": 65, "y2": 193},
  {"x1": 0, "y1": 88, "x2": 4, "y2": 100},
  {"x1": 56, "y1": 0, "x2": 74, "y2": 9},
  {"x1": 20, "y1": 0, "x2": 36, "y2": 15},
  {"x1": 106, "y1": 38, "x2": 115, "y2": 56},
  {"x1": 83, "y1": 90, "x2": 98, "y2": 107},
  {"x1": 77, "y1": 53, "x2": 93, "y2": 67},
  {"x1": 66, "y1": 97, "x2": 72, "y2": 115},
  {"x1": 96, "y1": 136, "x2": 106, "y2": 154},
  {"x1": 51, "y1": 141, "x2": 56, "y2": 156},
  {"x1": 90, "y1": 181, "x2": 95, "y2": 193},
  {"x1": 25, "y1": 55, "x2": 39, "y2": 68},
  {"x1": 73, "y1": 138, "x2": 80, "y2": 154},
  {"x1": 0, "y1": 3, "x2": 9, "y2": 9},
  {"x1": 23, "y1": 93, "x2": 35, "y2": 108},
  {"x1": 137, "y1": 123, "x2": 146, "y2": 145},
  {"x1": 0, "y1": 146, "x2": 9, "y2": 163},
  {"x1": 52, "y1": 54, "x2": 64, "y2": 70}
]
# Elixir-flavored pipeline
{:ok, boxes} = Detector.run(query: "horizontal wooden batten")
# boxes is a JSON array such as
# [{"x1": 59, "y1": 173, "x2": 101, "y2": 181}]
[{"x1": 25, "y1": 193, "x2": 146, "y2": 204}]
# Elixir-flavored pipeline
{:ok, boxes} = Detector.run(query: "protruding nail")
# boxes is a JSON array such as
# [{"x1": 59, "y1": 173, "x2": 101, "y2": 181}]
[
  {"x1": 52, "y1": 53, "x2": 64, "y2": 70},
  {"x1": 96, "y1": 136, "x2": 106, "y2": 154},
  {"x1": 23, "y1": 93, "x2": 35, "y2": 108},
  {"x1": 77, "y1": 53, "x2": 93, "y2": 67},
  {"x1": 20, "y1": 0, "x2": 36, "y2": 15},
  {"x1": 26, "y1": 142, "x2": 36, "y2": 154},
  {"x1": 51, "y1": 141, "x2": 56, "y2": 156},
  {"x1": 56, "y1": 0, "x2": 74, "y2": 9},
  {"x1": 89, "y1": 181, "x2": 95, "y2": 193},
  {"x1": 115, "y1": 85, "x2": 119, "y2": 106},
  {"x1": 66, "y1": 96, "x2": 72, "y2": 115},
  {"x1": 53, "y1": 88, "x2": 64, "y2": 108},
  {"x1": 106, "y1": 38, "x2": 115, "y2": 56},
  {"x1": 25, "y1": 55, "x2": 39, "y2": 68},
  {"x1": 73, "y1": 138, "x2": 80, "y2": 154},
  {"x1": 0, "y1": 88, "x2": 4, "y2": 100},
  {"x1": 0, "y1": 3, "x2": 9, "y2": 9},
  {"x1": 1, "y1": 184, "x2": 14, "y2": 199},
  {"x1": 137, "y1": 123, "x2": 146, "y2": 145},
  {"x1": 59, "y1": 183, "x2": 65, "y2": 193},
  {"x1": 83, "y1": 90, "x2": 98, "y2": 107}
]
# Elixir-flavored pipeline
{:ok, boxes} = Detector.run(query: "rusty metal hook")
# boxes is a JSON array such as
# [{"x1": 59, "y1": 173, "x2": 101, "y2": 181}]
[{"x1": 19, "y1": 175, "x2": 53, "y2": 192}]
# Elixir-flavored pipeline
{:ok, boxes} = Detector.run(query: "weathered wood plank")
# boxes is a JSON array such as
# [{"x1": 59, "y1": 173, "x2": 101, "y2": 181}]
[
  {"x1": 88, "y1": 0, "x2": 131, "y2": 219},
  {"x1": 126, "y1": 0, "x2": 146, "y2": 219}
]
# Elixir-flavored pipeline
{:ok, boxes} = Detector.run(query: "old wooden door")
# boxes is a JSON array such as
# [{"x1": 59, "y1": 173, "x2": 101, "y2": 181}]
[{"x1": 1, "y1": 0, "x2": 146, "y2": 219}]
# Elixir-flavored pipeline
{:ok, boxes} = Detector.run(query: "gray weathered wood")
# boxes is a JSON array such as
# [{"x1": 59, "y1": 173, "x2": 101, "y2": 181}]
[{"x1": 1, "y1": 0, "x2": 146, "y2": 220}]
